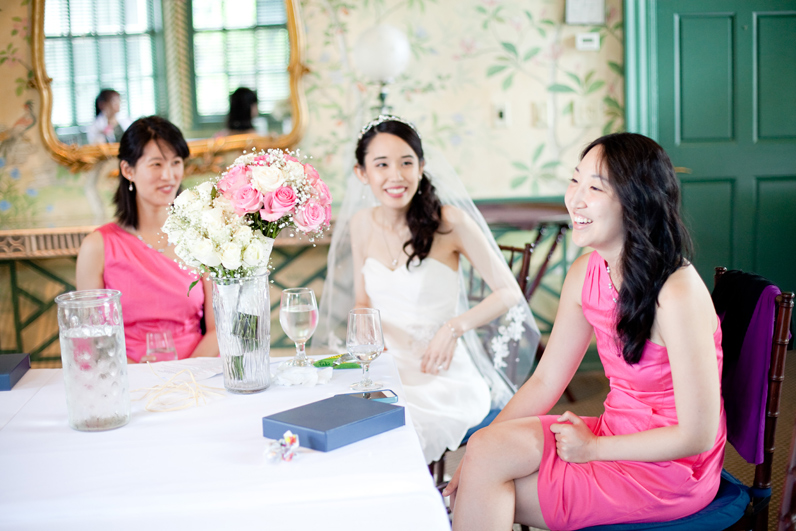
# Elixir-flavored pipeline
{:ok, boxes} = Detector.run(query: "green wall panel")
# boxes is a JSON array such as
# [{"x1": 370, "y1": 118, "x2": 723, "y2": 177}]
[
  {"x1": 755, "y1": 176, "x2": 796, "y2": 292},
  {"x1": 681, "y1": 179, "x2": 734, "y2": 285},
  {"x1": 678, "y1": 14, "x2": 734, "y2": 142},
  {"x1": 757, "y1": 13, "x2": 796, "y2": 139}
]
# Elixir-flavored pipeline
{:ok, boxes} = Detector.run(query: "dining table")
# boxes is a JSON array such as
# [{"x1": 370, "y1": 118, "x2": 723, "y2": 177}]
[{"x1": 0, "y1": 354, "x2": 451, "y2": 530}]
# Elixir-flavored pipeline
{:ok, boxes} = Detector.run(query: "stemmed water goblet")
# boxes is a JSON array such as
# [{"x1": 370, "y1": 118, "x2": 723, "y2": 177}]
[
  {"x1": 346, "y1": 308, "x2": 385, "y2": 391},
  {"x1": 279, "y1": 288, "x2": 319, "y2": 367}
]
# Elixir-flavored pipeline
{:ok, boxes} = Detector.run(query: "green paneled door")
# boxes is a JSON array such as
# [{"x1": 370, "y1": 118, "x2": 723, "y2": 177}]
[{"x1": 627, "y1": 0, "x2": 796, "y2": 292}]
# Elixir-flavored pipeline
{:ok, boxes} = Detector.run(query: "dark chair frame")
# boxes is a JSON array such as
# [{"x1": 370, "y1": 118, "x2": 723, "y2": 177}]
[
  {"x1": 713, "y1": 267, "x2": 794, "y2": 531},
  {"x1": 778, "y1": 411, "x2": 796, "y2": 531}
]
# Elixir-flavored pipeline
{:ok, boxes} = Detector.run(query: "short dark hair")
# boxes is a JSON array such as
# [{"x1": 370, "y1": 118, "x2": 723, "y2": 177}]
[
  {"x1": 95, "y1": 89, "x2": 120, "y2": 116},
  {"x1": 113, "y1": 116, "x2": 190, "y2": 229},
  {"x1": 227, "y1": 87, "x2": 259, "y2": 131},
  {"x1": 581, "y1": 133, "x2": 693, "y2": 364}
]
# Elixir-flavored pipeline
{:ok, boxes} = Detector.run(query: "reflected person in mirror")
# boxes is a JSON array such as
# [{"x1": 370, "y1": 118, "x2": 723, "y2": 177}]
[
  {"x1": 76, "y1": 116, "x2": 219, "y2": 364},
  {"x1": 215, "y1": 87, "x2": 259, "y2": 138},
  {"x1": 87, "y1": 89, "x2": 132, "y2": 144}
]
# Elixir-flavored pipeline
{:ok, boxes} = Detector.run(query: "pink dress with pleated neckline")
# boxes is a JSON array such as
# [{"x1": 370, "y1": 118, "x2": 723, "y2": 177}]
[
  {"x1": 97, "y1": 223, "x2": 204, "y2": 362},
  {"x1": 536, "y1": 251, "x2": 726, "y2": 529}
]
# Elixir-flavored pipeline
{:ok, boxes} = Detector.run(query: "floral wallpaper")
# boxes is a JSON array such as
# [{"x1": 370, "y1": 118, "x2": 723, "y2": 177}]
[
  {"x1": 298, "y1": 0, "x2": 624, "y2": 203},
  {"x1": 0, "y1": 0, "x2": 623, "y2": 229}
]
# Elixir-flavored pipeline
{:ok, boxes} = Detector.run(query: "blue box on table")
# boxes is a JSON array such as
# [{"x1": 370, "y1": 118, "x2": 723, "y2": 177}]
[
  {"x1": 262, "y1": 394, "x2": 405, "y2": 451},
  {"x1": 0, "y1": 353, "x2": 31, "y2": 391}
]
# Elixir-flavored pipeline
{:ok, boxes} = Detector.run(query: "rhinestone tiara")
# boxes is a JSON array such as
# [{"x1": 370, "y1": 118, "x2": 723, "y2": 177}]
[{"x1": 357, "y1": 114, "x2": 421, "y2": 141}]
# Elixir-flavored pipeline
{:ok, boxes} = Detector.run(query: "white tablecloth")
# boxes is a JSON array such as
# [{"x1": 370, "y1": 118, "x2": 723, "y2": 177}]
[{"x1": 0, "y1": 355, "x2": 450, "y2": 530}]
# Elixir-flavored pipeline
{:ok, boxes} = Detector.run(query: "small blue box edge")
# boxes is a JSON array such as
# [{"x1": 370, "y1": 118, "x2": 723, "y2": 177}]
[
  {"x1": 0, "y1": 353, "x2": 31, "y2": 391},
  {"x1": 262, "y1": 395, "x2": 405, "y2": 452}
]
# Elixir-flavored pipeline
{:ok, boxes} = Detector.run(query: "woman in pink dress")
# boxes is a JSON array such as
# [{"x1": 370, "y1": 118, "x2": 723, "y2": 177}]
[
  {"x1": 76, "y1": 116, "x2": 218, "y2": 363},
  {"x1": 444, "y1": 133, "x2": 725, "y2": 529}
]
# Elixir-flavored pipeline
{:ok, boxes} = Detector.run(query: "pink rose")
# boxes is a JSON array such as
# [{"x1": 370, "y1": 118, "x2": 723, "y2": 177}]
[
  {"x1": 324, "y1": 204, "x2": 332, "y2": 226},
  {"x1": 313, "y1": 179, "x2": 332, "y2": 206},
  {"x1": 303, "y1": 163, "x2": 320, "y2": 184},
  {"x1": 293, "y1": 201, "x2": 326, "y2": 233},
  {"x1": 231, "y1": 185, "x2": 263, "y2": 215},
  {"x1": 284, "y1": 154, "x2": 299, "y2": 163},
  {"x1": 217, "y1": 165, "x2": 251, "y2": 198},
  {"x1": 253, "y1": 155, "x2": 269, "y2": 164},
  {"x1": 259, "y1": 186, "x2": 297, "y2": 222}
]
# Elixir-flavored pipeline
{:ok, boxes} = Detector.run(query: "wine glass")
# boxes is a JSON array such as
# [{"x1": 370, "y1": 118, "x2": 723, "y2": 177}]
[
  {"x1": 143, "y1": 331, "x2": 178, "y2": 362},
  {"x1": 347, "y1": 308, "x2": 385, "y2": 391},
  {"x1": 279, "y1": 288, "x2": 319, "y2": 367}
]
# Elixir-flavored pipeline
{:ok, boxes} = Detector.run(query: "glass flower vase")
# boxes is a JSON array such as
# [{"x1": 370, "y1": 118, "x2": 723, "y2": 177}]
[{"x1": 212, "y1": 271, "x2": 271, "y2": 394}]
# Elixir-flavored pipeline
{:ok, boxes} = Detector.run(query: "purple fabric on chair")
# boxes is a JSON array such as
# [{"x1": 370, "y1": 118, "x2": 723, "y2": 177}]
[{"x1": 723, "y1": 284, "x2": 781, "y2": 464}]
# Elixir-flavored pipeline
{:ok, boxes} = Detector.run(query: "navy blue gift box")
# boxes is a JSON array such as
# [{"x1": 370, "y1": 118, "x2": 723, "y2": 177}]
[
  {"x1": 262, "y1": 394, "x2": 405, "y2": 451},
  {"x1": 0, "y1": 353, "x2": 31, "y2": 391}
]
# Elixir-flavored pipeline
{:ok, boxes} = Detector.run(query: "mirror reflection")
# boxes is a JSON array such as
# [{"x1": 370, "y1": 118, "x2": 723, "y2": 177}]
[{"x1": 43, "y1": 0, "x2": 293, "y2": 146}]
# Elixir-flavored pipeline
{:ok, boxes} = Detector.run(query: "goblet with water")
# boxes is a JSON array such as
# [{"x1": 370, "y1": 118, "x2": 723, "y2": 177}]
[
  {"x1": 279, "y1": 288, "x2": 318, "y2": 367},
  {"x1": 347, "y1": 308, "x2": 385, "y2": 391}
]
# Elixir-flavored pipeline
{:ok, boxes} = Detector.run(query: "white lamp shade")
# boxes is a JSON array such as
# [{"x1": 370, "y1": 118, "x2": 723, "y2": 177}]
[{"x1": 352, "y1": 24, "x2": 411, "y2": 82}]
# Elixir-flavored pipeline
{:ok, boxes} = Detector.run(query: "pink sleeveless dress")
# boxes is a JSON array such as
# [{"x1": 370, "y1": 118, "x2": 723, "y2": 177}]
[
  {"x1": 536, "y1": 251, "x2": 726, "y2": 529},
  {"x1": 98, "y1": 223, "x2": 205, "y2": 362}
]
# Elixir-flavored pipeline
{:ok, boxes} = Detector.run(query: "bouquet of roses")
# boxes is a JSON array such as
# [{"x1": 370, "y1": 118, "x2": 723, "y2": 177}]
[{"x1": 163, "y1": 148, "x2": 332, "y2": 288}]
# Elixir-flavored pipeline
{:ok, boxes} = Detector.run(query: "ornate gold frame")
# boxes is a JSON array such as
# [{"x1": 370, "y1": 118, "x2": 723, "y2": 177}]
[{"x1": 30, "y1": 0, "x2": 309, "y2": 173}]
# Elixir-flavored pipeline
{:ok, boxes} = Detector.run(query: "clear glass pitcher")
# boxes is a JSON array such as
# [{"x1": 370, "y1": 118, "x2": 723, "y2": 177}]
[{"x1": 55, "y1": 289, "x2": 131, "y2": 431}]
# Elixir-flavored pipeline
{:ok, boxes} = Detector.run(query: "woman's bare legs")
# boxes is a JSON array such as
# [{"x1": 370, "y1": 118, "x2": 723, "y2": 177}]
[{"x1": 452, "y1": 417, "x2": 548, "y2": 531}]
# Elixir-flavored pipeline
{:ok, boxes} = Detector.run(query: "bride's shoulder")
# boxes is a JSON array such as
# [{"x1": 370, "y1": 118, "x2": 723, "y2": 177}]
[
  {"x1": 440, "y1": 204, "x2": 468, "y2": 228},
  {"x1": 350, "y1": 208, "x2": 375, "y2": 236},
  {"x1": 440, "y1": 204, "x2": 480, "y2": 236}
]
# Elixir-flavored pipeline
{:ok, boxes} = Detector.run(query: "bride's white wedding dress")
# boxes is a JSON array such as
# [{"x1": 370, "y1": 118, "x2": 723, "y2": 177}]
[{"x1": 363, "y1": 256, "x2": 491, "y2": 464}]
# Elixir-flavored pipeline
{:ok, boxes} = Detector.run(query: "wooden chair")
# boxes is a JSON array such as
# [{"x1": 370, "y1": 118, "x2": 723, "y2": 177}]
[
  {"x1": 778, "y1": 412, "x2": 796, "y2": 531},
  {"x1": 576, "y1": 267, "x2": 794, "y2": 531}
]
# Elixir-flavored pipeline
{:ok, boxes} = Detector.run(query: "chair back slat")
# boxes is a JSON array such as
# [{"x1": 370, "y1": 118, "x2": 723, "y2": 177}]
[
  {"x1": 757, "y1": 292, "x2": 794, "y2": 491},
  {"x1": 779, "y1": 412, "x2": 796, "y2": 531},
  {"x1": 526, "y1": 222, "x2": 569, "y2": 301}
]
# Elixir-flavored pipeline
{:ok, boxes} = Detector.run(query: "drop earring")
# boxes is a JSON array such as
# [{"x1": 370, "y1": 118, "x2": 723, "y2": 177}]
[{"x1": 128, "y1": 181, "x2": 134, "y2": 192}]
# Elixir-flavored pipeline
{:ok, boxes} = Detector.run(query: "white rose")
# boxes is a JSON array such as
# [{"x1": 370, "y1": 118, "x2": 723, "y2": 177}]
[
  {"x1": 200, "y1": 206, "x2": 227, "y2": 231},
  {"x1": 232, "y1": 225, "x2": 253, "y2": 246},
  {"x1": 285, "y1": 160, "x2": 305, "y2": 183},
  {"x1": 173, "y1": 189, "x2": 202, "y2": 213},
  {"x1": 175, "y1": 242, "x2": 201, "y2": 268},
  {"x1": 242, "y1": 238, "x2": 269, "y2": 268},
  {"x1": 250, "y1": 165, "x2": 284, "y2": 194},
  {"x1": 196, "y1": 181, "x2": 215, "y2": 202},
  {"x1": 213, "y1": 194, "x2": 235, "y2": 214},
  {"x1": 193, "y1": 238, "x2": 221, "y2": 267},
  {"x1": 220, "y1": 242, "x2": 243, "y2": 270}
]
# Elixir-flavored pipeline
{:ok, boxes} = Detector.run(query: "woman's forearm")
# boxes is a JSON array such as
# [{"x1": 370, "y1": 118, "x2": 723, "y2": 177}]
[
  {"x1": 592, "y1": 422, "x2": 718, "y2": 463},
  {"x1": 189, "y1": 330, "x2": 219, "y2": 358},
  {"x1": 451, "y1": 286, "x2": 522, "y2": 336}
]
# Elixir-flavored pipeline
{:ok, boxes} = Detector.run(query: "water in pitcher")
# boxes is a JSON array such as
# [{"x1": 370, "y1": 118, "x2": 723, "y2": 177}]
[{"x1": 60, "y1": 324, "x2": 131, "y2": 431}]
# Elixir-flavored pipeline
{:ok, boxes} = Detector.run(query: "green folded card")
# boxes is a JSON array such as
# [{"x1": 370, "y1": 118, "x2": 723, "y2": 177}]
[{"x1": 313, "y1": 354, "x2": 360, "y2": 370}]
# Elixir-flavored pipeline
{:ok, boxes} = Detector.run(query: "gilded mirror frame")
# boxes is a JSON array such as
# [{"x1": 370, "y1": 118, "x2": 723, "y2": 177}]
[{"x1": 30, "y1": 0, "x2": 309, "y2": 173}]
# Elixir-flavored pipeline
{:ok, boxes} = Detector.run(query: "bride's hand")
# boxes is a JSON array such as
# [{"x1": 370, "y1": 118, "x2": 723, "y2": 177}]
[{"x1": 420, "y1": 324, "x2": 457, "y2": 374}]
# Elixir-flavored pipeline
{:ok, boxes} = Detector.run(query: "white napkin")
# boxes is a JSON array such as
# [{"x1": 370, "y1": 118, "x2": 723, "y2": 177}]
[{"x1": 272, "y1": 363, "x2": 333, "y2": 387}]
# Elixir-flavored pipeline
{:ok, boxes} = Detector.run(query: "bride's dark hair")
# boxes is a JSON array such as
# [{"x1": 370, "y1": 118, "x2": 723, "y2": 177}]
[
  {"x1": 355, "y1": 120, "x2": 443, "y2": 267},
  {"x1": 582, "y1": 133, "x2": 693, "y2": 364}
]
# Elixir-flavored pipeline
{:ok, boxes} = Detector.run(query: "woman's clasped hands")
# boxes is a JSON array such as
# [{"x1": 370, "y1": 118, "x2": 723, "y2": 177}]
[{"x1": 550, "y1": 411, "x2": 599, "y2": 463}]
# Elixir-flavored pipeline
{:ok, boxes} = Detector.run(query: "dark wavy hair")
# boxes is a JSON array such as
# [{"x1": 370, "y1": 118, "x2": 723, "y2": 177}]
[
  {"x1": 114, "y1": 116, "x2": 190, "y2": 229},
  {"x1": 582, "y1": 133, "x2": 693, "y2": 364},
  {"x1": 227, "y1": 87, "x2": 258, "y2": 131},
  {"x1": 95, "y1": 89, "x2": 120, "y2": 116},
  {"x1": 355, "y1": 120, "x2": 444, "y2": 267}
]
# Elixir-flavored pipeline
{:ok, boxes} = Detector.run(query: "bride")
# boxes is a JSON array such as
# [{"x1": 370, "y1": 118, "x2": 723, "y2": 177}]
[{"x1": 316, "y1": 116, "x2": 541, "y2": 464}]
